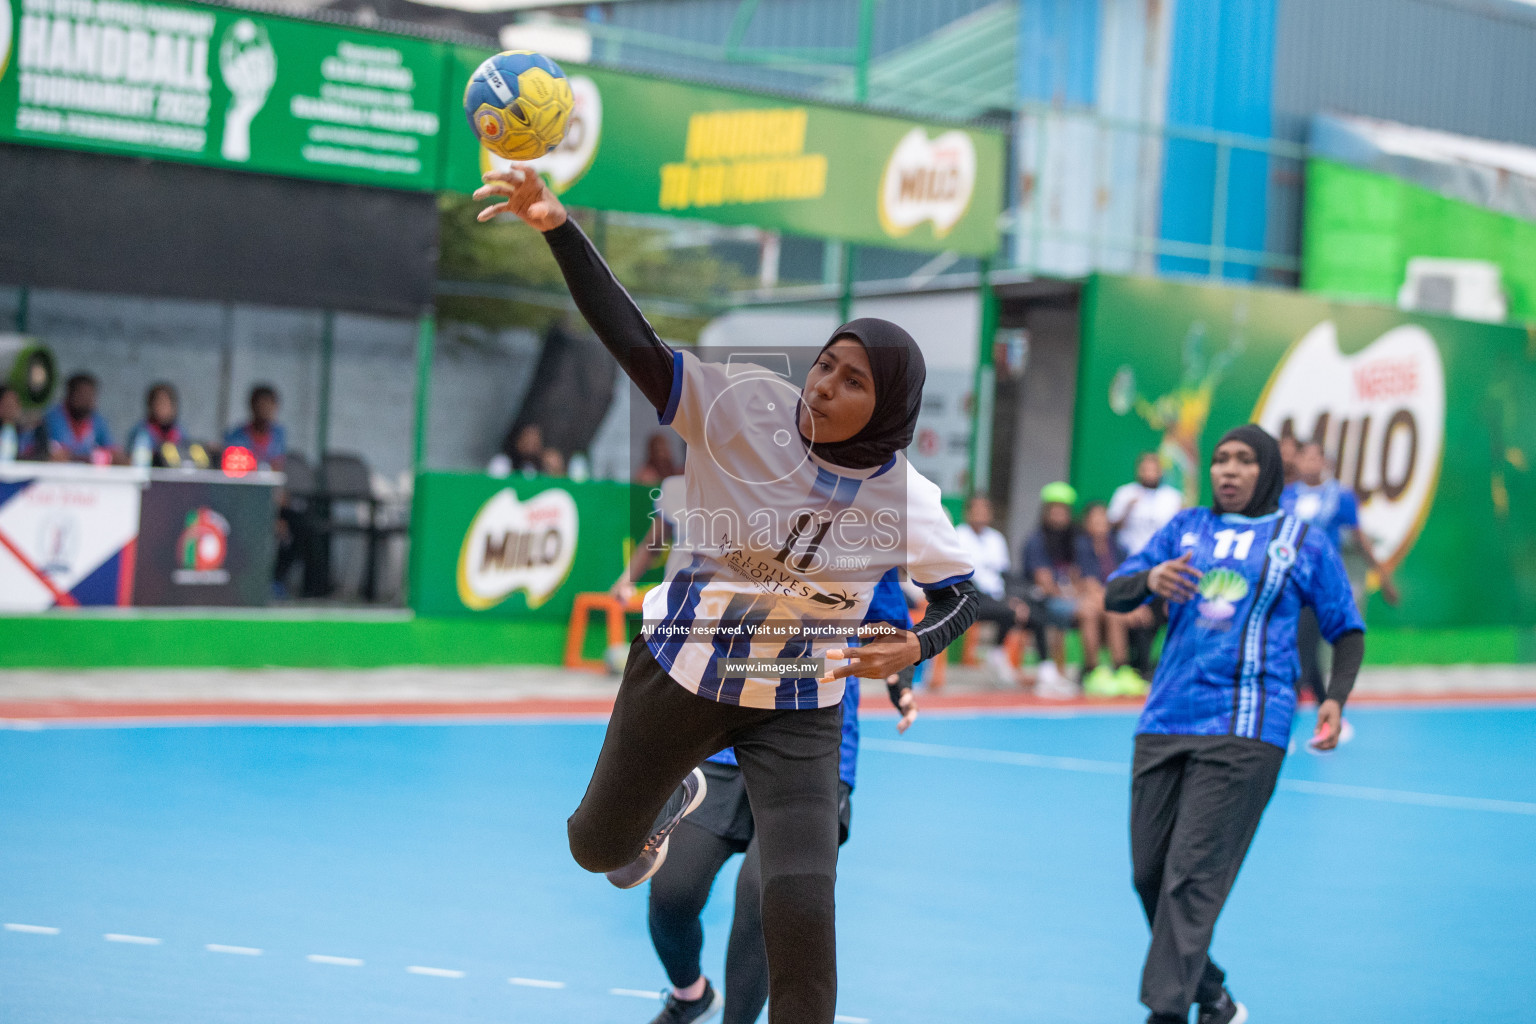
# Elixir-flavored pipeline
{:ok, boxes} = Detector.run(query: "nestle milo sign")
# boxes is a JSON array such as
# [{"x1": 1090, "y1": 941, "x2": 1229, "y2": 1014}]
[
  {"x1": 411, "y1": 472, "x2": 648, "y2": 621},
  {"x1": 1077, "y1": 273, "x2": 1536, "y2": 628}
]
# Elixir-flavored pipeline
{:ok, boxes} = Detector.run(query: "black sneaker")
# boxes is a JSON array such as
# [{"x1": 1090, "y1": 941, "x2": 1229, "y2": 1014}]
[
  {"x1": 645, "y1": 980, "x2": 722, "y2": 1024},
  {"x1": 1197, "y1": 987, "x2": 1248, "y2": 1024},
  {"x1": 606, "y1": 768, "x2": 708, "y2": 889}
]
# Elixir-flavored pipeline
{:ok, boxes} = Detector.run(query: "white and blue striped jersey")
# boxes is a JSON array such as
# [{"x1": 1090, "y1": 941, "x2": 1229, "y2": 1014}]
[
  {"x1": 641, "y1": 350, "x2": 972, "y2": 710},
  {"x1": 705, "y1": 572, "x2": 911, "y2": 785},
  {"x1": 1109, "y1": 507, "x2": 1365, "y2": 748}
]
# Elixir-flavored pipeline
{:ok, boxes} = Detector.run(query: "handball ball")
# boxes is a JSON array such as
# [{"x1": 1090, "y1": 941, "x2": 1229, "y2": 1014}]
[{"x1": 464, "y1": 51, "x2": 574, "y2": 161}]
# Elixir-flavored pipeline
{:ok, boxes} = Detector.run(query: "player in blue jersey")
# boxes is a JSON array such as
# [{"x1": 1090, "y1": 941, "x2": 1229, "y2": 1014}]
[
  {"x1": 644, "y1": 578, "x2": 918, "y2": 1024},
  {"x1": 1106, "y1": 425, "x2": 1365, "y2": 1024},
  {"x1": 1281, "y1": 440, "x2": 1399, "y2": 715},
  {"x1": 474, "y1": 167, "x2": 977, "y2": 1024}
]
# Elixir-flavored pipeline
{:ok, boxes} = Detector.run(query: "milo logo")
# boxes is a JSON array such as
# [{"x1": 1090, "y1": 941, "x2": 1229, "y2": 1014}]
[
  {"x1": 457, "y1": 488, "x2": 578, "y2": 611},
  {"x1": 878, "y1": 128, "x2": 976, "y2": 240},
  {"x1": 1254, "y1": 321, "x2": 1445, "y2": 569}
]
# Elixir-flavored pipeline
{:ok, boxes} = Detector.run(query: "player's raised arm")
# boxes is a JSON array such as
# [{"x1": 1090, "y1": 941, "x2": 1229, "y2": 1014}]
[{"x1": 473, "y1": 166, "x2": 676, "y2": 412}]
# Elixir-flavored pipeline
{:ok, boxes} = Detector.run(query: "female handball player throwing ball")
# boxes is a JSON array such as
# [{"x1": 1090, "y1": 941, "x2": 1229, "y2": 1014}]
[
  {"x1": 1106, "y1": 425, "x2": 1365, "y2": 1024},
  {"x1": 473, "y1": 166, "x2": 978, "y2": 1024}
]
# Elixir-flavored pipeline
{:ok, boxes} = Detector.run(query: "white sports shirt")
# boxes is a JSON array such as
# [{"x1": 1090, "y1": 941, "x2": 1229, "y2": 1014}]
[
  {"x1": 642, "y1": 351, "x2": 973, "y2": 710},
  {"x1": 1107, "y1": 482, "x2": 1185, "y2": 555},
  {"x1": 955, "y1": 524, "x2": 1011, "y2": 600}
]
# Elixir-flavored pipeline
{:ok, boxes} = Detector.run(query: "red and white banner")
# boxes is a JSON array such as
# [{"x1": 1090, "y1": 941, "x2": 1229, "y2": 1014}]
[{"x1": 0, "y1": 464, "x2": 146, "y2": 611}]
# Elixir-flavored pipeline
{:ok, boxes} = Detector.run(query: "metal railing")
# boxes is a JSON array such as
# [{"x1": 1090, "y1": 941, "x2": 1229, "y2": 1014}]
[{"x1": 1005, "y1": 102, "x2": 1309, "y2": 285}]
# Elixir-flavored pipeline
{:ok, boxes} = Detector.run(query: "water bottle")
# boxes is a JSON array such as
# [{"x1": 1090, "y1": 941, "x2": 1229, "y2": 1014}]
[
  {"x1": 0, "y1": 423, "x2": 16, "y2": 463},
  {"x1": 131, "y1": 432, "x2": 153, "y2": 468},
  {"x1": 568, "y1": 452, "x2": 590, "y2": 482}
]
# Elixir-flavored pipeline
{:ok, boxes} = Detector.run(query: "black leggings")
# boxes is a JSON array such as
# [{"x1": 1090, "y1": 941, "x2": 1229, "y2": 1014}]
[
  {"x1": 568, "y1": 636, "x2": 843, "y2": 1024},
  {"x1": 650, "y1": 821, "x2": 769, "y2": 1024}
]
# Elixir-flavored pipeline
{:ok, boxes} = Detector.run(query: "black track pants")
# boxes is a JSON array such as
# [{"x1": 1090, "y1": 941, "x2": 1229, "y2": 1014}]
[{"x1": 1130, "y1": 733, "x2": 1284, "y2": 1023}]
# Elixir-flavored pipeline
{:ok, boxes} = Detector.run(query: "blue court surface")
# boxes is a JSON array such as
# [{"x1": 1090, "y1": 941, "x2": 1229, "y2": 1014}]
[{"x1": 2, "y1": 704, "x2": 1533, "y2": 1023}]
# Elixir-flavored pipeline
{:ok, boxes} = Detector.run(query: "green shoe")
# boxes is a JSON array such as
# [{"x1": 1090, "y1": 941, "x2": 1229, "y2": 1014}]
[
  {"x1": 1083, "y1": 664, "x2": 1119, "y2": 698},
  {"x1": 1114, "y1": 665, "x2": 1150, "y2": 697}
]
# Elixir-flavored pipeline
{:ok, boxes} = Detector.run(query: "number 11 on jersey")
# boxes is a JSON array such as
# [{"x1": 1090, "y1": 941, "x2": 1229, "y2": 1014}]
[{"x1": 1212, "y1": 529, "x2": 1255, "y2": 561}]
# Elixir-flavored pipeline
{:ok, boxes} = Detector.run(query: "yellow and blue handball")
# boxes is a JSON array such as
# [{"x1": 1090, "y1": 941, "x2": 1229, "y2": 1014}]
[{"x1": 464, "y1": 51, "x2": 574, "y2": 161}]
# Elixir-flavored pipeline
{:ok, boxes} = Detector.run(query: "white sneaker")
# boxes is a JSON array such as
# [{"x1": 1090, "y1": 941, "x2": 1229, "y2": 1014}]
[
  {"x1": 985, "y1": 646, "x2": 1023, "y2": 686},
  {"x1": 1035, "y1": 661, "x2": 1078, "y2": 700}
]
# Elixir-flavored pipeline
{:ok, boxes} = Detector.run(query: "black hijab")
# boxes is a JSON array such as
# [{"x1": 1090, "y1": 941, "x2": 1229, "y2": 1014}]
[
  {"x1": 1213, "y1": 424, "x2": 1284, "y2": 517},
  {"x1": 800, "y1": 318, "x2": 926, "y2": 470}
]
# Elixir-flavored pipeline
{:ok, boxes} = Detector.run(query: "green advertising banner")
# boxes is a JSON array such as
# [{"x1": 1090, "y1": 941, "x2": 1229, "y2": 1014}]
[
  {"x1": 1304, "y1": 158, "x2": 1536, "y2": 321},
  {"x1": 1074, "y1": 273, "x2": 1536, "y2": 628},
  {"x1": 409, "y1": 471, "x2": 651, "y2": 621},
  {"x1": 444, "y1": 48, "x2": 1006, "y2": 255},
  {"x1": 0, "y1": 0, "x2": 446, "y2": 189}
]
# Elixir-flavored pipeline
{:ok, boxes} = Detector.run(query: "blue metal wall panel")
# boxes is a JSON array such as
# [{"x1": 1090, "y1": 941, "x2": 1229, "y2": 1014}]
[
  {"x1": 1158, "y1": 0, "x2": 1277, "y2": 279},
  {"x1": 1273, "y1": 0, "x2": 1536, "y2": 149},
  {"x1": 1017, "y1": 0, "x2": 1101, "y2": 106}
]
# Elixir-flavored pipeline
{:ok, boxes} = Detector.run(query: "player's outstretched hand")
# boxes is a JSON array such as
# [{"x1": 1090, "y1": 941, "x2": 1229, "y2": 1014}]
[
  {"x1": 1311, "y1": 698, "x2": 1343, "y2": 750},
  {"x1": 1148, "y1": 550, "x2": 1202, "y2": 603},
  {"x1": 473, "y1": 166, "x2": 567, "y2": 231},
  {"x1": 821, "y1": 628, "x2": 921, "y2": 684}
]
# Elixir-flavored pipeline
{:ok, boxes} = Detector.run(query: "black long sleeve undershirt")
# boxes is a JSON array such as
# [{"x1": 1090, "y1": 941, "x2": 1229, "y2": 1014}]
[
  {"x1": 913, "y1": 579, "x2": 980, "y2": 662},
  {"x1": 1101, "y1": 571, "x2": 1367, "y2": 706},
  {"x1": 542, "y1": 218, "x2": 675, "y2": 412},
  {"x1": 1104, "y1": 570, "x2": 1152, "y2": 613},
  {"x1": 1327, "y1": 629, "x2": 1365, "y2": 708}
]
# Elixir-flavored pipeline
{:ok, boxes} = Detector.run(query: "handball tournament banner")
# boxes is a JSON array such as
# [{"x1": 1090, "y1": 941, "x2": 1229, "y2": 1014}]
[
  {"x1": 0, "y1": 0, "x2": 446, "y2": 190},
  {"x1": 1073, "y1": 273, "x2": 1536, "y2": 629},
  {"x1": 443, "y1": 47, "x2": 1006, "y2": 256}
]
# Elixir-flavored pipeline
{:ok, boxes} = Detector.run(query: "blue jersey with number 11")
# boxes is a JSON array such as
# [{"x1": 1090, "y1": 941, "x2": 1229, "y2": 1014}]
[{"x1": 1109, "y1": 507, "x2": 1364, "y2": 749}]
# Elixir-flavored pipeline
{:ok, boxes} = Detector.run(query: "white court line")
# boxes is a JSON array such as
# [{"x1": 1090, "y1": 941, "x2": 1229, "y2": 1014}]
[
  {"x1": 407, "y1": 965, "x2": 465, "y2": 978},
  {"x1": 610, "y1": 988, "x2": 662, "y2": 999},
  {"x1": 308, "y1": 954, "x2": 364, "y2": 966},
  {"x1": 861, "y1": 737, "x2": 1127, "y2": 775},
  {"x1": 509, "y1": 977, "x2": 566, "y2": 989},
  {"x1": 835, "y1": 1016, "x2": 872, "y2": 1023},
  {"x1": 104, "y1": 933, "x2": 161, "y2": 945},
  {"x1": 1278, "y1": 778, "x2": 1536, "y2": 815},
  {"x1": 864, "y1": 738, "x2": 1536, "y2": 815},
  {"x1": 206, "y1": 944, "x2": 263, "y2": 955},
  {"x1": 5, "y1": 923, "x2": 59, "y2": 934}
]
